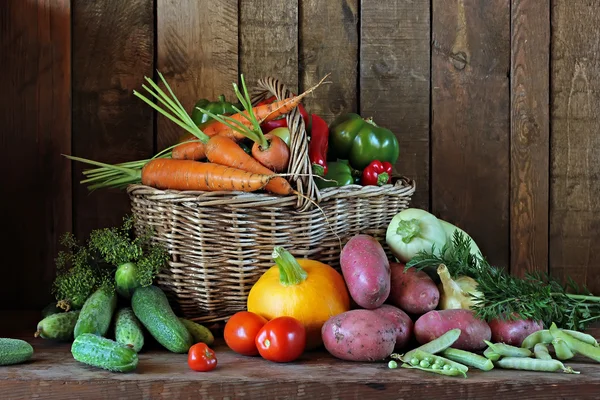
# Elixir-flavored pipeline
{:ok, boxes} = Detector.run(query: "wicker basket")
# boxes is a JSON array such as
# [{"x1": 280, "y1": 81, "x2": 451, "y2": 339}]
[{"x1": 128, "y1": 77, "x2": 416, "y2": 323}]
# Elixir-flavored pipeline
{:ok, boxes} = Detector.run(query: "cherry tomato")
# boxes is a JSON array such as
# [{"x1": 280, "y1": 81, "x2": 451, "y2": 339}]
[
  {"x1": 188, "y1": 343, "x2": 217, "y2": 372},
  {"x1": 255, "y1": 316, "x2": 306, "y2": 363},
  {"x1": 224, "y1": 311, "x2": 268, "y2": 356}
]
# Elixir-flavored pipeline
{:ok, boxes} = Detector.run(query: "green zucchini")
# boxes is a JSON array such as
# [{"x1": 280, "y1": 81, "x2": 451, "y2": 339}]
[
  {"x1": 132, "y1": 285, "x2": 192, "y2": 353},
  {"x1": 179, "y1": 318, "x2": 214, "y2": 345},
  {"x1": 114, "y1": 307, "x2": 145, "y2": 352},
  {"x1": 0, "y1": 338, "x2": 34, "y2": 366},
  {"x1": 35, "y1": 310, "x2": 80, "y2": 341},
  {"x1": 71, "y1": 333, "x2": 138, "y2": 372},
  {"x1": 74, "y1": 287, "x2": 117, "y2": 338}
]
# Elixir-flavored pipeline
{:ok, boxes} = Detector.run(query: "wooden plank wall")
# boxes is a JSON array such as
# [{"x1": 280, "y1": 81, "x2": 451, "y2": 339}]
[{"x1": 2, "y1": 0, "x2": 600, "y2": 310}]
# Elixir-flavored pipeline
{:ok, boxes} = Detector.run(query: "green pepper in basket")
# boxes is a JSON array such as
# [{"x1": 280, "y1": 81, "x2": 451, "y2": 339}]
[
  {"x1": 328, "y1": 113, "x2": 399, "y2": 170},
  {"x1": 315, "y1": 161, "x2": 359, "y2": 189},
  {"x1": 191, "y1": 94, "x2": 239, "y2": 126}
]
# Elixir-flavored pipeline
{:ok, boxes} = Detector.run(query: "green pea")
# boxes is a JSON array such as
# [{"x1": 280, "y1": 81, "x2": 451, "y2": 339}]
[
  {"x1": 485, "y1": 340, "x2": 532, "y2": 358},
  {"x1": 550, "y1": 323, "x2": 600, "y2": 363},
  {"x1": 552, "y1": 337, "x2": 574, "y2": 361},
  {"x1": 388, "y1": 360, "x2": 398, "y2": 369},
  {"x1": 419, "y1": 359, "x2": 431, "y2": 368},
  {"x1": 410, "y1": 357, "x2": 420, "y2": 366},
  {"x1": 404, "y1": 329, "x2": 462, "y2": 359},
  {"x1": 441, "y1": 347, "x2": 494, "y2": 371},
  {"x1": 533, "y1": 343, "x2": 552, "y2": 360},
  {"x1": 443, "y1": 364, "x2": 452, "y2": 371},
  {"x1": 521, "y1": 329, "x2": 553, "y2": 349},
  {"x1": 401, "y1": 363, "x2": 467, "y2": 378},
  {"x1": 496, "y1": 357, "x2": 579, "y2": 374}
]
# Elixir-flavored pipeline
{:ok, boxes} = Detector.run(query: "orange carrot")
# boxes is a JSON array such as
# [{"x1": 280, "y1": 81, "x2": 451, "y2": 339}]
[
  {"x1": 141, "y1": 159, "x2": 272, "y2": 192},
  {"x1": 172, "y1": 138, "x2": 207, "y2": 160},
  {"x1": 204, "y1": 135, "x2": 294, "y2": 195},
  {"x1": 251, "y1": 133, "x2": 290, "y2": 172}
]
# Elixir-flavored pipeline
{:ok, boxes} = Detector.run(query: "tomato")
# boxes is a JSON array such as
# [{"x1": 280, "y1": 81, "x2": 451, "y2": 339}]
[
  {"x1": 224, "y1": 311, "x2": 268, "y2": 356},
  {"x1": 255, "y1": 316, "x2": 306, "y2": 363},
  {"x1": 188, "y1": 343, "x2": 217, "y2": 372}
]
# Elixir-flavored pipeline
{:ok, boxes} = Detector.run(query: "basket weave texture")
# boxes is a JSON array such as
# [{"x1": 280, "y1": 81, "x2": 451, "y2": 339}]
[{"x1": 128, "y1": 77, "x2": 416, "y2": 322}]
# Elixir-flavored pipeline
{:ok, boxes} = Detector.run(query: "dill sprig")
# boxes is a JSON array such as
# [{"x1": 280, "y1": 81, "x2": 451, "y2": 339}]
[{"x1": 407, "y1": 231, "x2": 600, "y2": 331}]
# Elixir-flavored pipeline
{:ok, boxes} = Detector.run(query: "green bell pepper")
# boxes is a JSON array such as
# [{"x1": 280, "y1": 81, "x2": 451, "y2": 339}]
[
  {"x1": 191, "y1": 94, "x2": 239, "y2": 126},
  {"x1": 328, "y1": 113, "x2": 400, "y2": 170},
  {"x1": 315, "y1": 161, "x2": 360, "y2": 189}
]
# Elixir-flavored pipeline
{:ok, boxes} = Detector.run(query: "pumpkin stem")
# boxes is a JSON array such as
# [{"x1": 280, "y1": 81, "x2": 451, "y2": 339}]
[{"x1": 272, "y1": 247, "x2": 308, "y2": 286}]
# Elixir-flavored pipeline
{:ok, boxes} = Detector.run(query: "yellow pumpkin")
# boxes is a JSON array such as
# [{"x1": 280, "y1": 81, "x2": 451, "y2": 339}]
[{"x1": 247, "y1": 247, "x2": 350, "y2": 350}]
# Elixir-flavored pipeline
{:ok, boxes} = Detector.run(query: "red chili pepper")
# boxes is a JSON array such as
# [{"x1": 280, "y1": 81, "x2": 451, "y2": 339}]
[
  {"x1": 258, "y1": 95, "x2": 310, "y2": 133},
  {"x1": 361, "y1": 160, "x2": 393, "y2": 186},
  {"x1": 308, "y1": 114, "x2": 329, "y2": 176}
]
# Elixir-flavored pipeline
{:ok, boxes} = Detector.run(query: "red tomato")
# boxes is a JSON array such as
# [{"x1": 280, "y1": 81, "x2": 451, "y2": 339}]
[
  {"x1": 255, "y1": 316, "x2": 306, "y2": 363},
  {"x1": 188, "y1": 343, "x2": 217, "y2": 372},
  {"x1": 224, "y1": 311, "x2": 268, "y2": 356}
]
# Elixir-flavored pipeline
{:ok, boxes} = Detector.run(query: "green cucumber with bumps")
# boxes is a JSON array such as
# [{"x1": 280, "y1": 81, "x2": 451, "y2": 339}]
[
  {"x1": 71, "y1": 333, "x2": 138, "y2": 372},
  {"x1": 0, "y1": 338, "x2": 34, "y2": 366},
  {"x1": 132, "y1": 285, "x2": 192, "y2": 353},
  {"x1": 114, "y1": 307, "x2": 145, "y2": 352},
  {"x1": 179, "y1": 318, "x2": 214, "y2": 345},
  {"x1": 74, "y1": 287, "x2": 117, "y2": 338},
  {"x1": 35, "y1": 310, "x2": 80, "y2": 341}
]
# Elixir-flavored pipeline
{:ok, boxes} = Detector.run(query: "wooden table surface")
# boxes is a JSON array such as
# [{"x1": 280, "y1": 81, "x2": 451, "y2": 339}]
[{"x1": 2, "y1": 311, "x2": 600, "y2": 400}]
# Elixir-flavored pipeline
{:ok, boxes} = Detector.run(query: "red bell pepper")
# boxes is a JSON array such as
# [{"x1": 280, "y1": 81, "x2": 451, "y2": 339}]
[
  {"x1": 309, "y1": 114, "x2": 329, "y2": 176},
  {"x1": 258, "y1": 95, "x2": 311, "y2": 133},
  {"x1": 361, "y1": 160, "x2": 393, "y2": 186}
]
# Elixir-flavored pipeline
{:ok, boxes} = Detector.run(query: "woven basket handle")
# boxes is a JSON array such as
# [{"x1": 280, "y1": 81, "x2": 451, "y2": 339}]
[{"x1": 250, "y1": 77, "x2": 321, "y2": 211}]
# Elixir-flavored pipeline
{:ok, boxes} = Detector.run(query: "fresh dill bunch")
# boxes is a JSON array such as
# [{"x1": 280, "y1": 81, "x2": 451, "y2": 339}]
[
  {"x1": 407, "y1": 230, "x2": 600, "y2": 331},
  {"x1": 88, "y1": 215, "x2": 169, "y2": 297}
]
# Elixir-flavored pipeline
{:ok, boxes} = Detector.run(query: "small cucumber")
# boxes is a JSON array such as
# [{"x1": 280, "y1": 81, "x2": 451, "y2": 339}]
[
  {"x1": 0, "y1": 338, "x2": 34, "y2": 366},
  {"x1": 35, "y1": 310, "x2": 80, "y2": 341},
  {"x1": 74, "y1": 287, "x2": 117, "y2": 338},
  {"x1": 132, "y1": 285, "x2": 192, "y2": 353},
  {"x1": 71, "y1": 333, "x2": 138, "y2": 372},
  {"x1": 114, "y1": 307, "x2": 145, "y2": 352},
  {"x1": 179, "y1": 318, "x2": 215, "y2": 345},
  {"x1": 41, "y1": 302, "x2": 63, "y2": 317}
]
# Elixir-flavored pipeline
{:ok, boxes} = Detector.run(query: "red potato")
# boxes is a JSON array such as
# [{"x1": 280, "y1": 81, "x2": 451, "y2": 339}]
[
  {"x1": 372, "y1": 304, "x2": 414, "y2": 351},
  {"x1": 388, "y1": 263, "x2": 439, "y2": 315},
  {"x1": 321, "y1": 309, "x2": 396, "y2": 362},
  {"x1": 488, "y1": 314, "x2": 544, "y2": 346},
  {"x1": 414, "y1": 309, "x2": 491, "y2": 351},
  {"x1": 340, "y1": 235, "x2": 391, "y2": 309}
]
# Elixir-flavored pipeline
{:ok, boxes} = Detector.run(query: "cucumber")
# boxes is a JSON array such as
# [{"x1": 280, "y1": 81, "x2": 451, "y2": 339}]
[
  {"x1": 114, "y1": 307, "x2": 145, "y2": 352},
  {"x1": 71, "y1": 333, "x2": 138, "y2": 372},
  {"x1": 0, "y1": 338, "x2": 34, "y2": 366},
  {"x1": 132, "y1": 285, "x2": 192, "y2": 353},
  {"x1": 74, "y1": 287, "x2": 117, "y2": 338},
  {"x1": 35, "y1": 310, "x2": 80, "y2": 341},
  {"x1": 179, "y1": 318, "x2": 214, "y2": 345},
  {"x1": 41, "y1": 302, "x2": 63, "y2": 317}
]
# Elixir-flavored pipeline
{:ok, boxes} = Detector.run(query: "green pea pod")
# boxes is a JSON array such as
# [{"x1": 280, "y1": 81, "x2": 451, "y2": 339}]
[
  {"x1": 400, "y1": 363, "x2": 466, "y2": 378},
  {"x1": 521, "y1": 329, "x2": 553, "y2": 349},
  {"x1": 403, "y1": 329, "x2": 461, "y2": 360},
  {"x1": 485, "y1": 340, "x2": 531, "y2": 358},
  {"x1": 549, "y1": 323, "x2": 600, "y2": 363},
  {"x1": 399, "y1": 349, "x2": 469, "y2": 373},
  {"x1": 552, "y1": 337, "x2": 574, "y2": 361},
  {"x1": 533, "y1": 343, "x2": 552, "y2": 360},
  {"x1": 496, "y1": 357, "x2": 579, "y2": 374},
  {"x1": 483, "y1": 347, "x2": 501, "y2": 361},
  {"x1": 562, "y1": 329, "x2": 599, "y2": 347},
  {"x1": 441, "y1": 348, "x2": 494, "y2": 371}
]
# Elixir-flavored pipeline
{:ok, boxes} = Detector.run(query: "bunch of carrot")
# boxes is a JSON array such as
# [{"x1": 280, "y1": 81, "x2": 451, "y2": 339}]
[{"x1": 67, "y1": 72, "x2": 328, "y2": 195}]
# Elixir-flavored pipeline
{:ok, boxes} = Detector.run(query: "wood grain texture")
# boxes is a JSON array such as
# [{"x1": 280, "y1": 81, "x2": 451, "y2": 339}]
[
  {"x1": 240, "y1": 0, "x2": 299, "y2": 92},
  {"x1": 156, "y1": 0, "x2": 238, "y2": 150},
  {"x1": 1, "y1": 313, "x2": 600, "y2": 400},
  {"x1": 72, "y1": 0, "x2": 154, "y2": 240},
  {"x1": 360, "y1": 0, "x2": 431, "y2": 210},
  {"x1": 299, "y1": 0, "x2": 359, "y2": 122},
  {"x1": 431, "y1": 0, "x2": 511, "y2": 268},
  {"x1": 510, "y1": 0, "x2": 550, "y2": 277},
  {"x1": 550, "y1": 0, "x2": 600, "y2": 294},
  {"x1": 0, "y1": 0, "x2": 71, "y2": 309}
]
